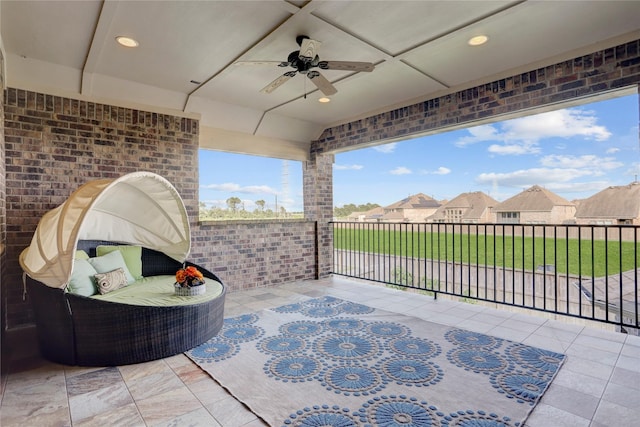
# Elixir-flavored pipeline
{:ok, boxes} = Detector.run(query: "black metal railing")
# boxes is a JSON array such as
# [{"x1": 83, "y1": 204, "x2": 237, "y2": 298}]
[{"x1": 331, "y1": 221, "x2": 640, "y2": 332}]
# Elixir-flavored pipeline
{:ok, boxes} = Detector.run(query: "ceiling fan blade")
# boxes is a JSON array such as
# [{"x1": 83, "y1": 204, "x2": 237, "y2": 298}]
[
  {"x1": 299, "y1": 38, "x2": 321, "y2": 63},
  {"x1": 307, "y1": 71, "x2": 337, "y2": 96},
  {"x1": 318, "y1": 60, "x2": 375, "y2": 72},
  {"x1": 260, "y1": 71, "x2": 297, "y2": 94},
  {"x1": 235, "y1": 61, "x2": 290, "y2": 67}
]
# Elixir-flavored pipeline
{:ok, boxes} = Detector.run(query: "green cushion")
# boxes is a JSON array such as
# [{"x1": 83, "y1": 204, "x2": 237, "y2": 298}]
[
  {"x1": 96, "y1": 245, "x2": 142, "y2": 280},
  {"x1": 92, "y1": 275, "x2": 224, "y2": 306},
  {"x1": 68, "y1": 258, "x2": 98, "y2": 296},
  {"x1": 75, "y1": 250, "x2": 90, "y2": 260},
  {"x1": 88, "y1": 250, "x2": 135, "y2": 284}
]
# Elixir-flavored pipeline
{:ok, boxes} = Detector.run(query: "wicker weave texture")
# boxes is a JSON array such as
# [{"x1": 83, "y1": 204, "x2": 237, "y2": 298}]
[{"x1": 26, "y1": 241, "x2": 226, "y2": 366}]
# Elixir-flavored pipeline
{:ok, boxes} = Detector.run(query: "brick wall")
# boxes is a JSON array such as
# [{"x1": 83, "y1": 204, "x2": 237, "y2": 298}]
[
  {"x1": 1, "y1": 89, "x2": 320, "y2": 330},
  {"x1": 0, "y1": 79, "x2": 5, "y2": 332},
  {"x1": 192, "y1": 220, "x2": 317, "y2": 288},
  {"x1": 303, "y1": 153, "x2": 334, "y2": 278},
  {"x1": 1, "y1": 89, "x2": 200, "y2": 327},
  {"x1": 312, "y1": 39, "x2": 640, "y2": 154}
]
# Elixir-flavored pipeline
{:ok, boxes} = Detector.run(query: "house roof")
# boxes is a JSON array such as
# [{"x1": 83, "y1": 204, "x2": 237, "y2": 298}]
[
  {"x1": 430, "y1": 191, "x2": 499, "y2": 220},
  {"x1": 575, "y1": 182, "x2": 640, "y2": 219},
  {"x1": 364, "y1": 206, "x2": 385, "y2": 220},
  {"x1": 494, "y1": 185, "x2": 574, "y2": 212},
  {"x1": 385, "y1": 193, "x2": 441, "y2": 210}
]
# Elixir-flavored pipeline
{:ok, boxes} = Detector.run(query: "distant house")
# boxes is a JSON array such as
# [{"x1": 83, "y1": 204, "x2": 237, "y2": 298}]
[
  {"x1": 346, "y1": 206, "x2": 386, "y2": 222},
  {"x1": 381, "y1": 193, "x2": 441, "y2": 222},
  {"x1": 575, "y1": 182, "x2": 640, "y2": 225},
  {"x1": 428, "y1": 191, "x2": 498, "y2": 223},
  {"x1": 493, "y1": 185, "x2": 576, "y2": 224}
]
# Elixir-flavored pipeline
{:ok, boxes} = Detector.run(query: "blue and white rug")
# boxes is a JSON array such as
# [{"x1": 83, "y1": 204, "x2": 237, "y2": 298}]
[{"x1": 187, "y1": 296, "x2": 565, "y2": 427}]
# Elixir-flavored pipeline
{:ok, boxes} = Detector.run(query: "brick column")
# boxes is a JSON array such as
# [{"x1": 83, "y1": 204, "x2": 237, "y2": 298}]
[{"x1": 303, "y1": 152, "x2": 334, "y2": 278}]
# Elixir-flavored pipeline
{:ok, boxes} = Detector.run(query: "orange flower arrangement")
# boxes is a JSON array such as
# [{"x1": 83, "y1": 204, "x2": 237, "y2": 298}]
[{"x1": 175, "y1": 266, "x2": 205, "y2": 287}]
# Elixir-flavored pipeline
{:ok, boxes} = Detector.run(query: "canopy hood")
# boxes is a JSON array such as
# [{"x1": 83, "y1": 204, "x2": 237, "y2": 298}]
[{"x1": 19, "y1": 172, "x2": 191, "y2": 289}]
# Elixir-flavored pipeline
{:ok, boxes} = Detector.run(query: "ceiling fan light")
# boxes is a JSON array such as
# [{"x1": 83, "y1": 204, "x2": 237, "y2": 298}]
[
  {"x1": 318, "y1": 97, "x2": 331, "y2": 103},
  {"x1": 468, "y1": 35, "x2": 488, "y2": 46},
  {"x1": 116, "y1": 36, "x2": 139, "y2": 48}
]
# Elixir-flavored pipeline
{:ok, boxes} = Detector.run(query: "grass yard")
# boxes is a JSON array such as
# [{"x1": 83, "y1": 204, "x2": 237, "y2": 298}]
[{"x1": 333, "y1": 227, "x2": 640, "y2": 277}]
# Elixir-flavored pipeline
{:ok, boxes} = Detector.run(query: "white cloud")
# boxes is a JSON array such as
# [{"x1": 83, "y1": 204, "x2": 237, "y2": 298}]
[
  {"x1": 476, "y1": 168, "x2": 594, "y2": 187},
  {"x1": 455, "y1": 108, "x2": 612, "y2": 155},
  {"x1": 423, "y1": 166, "x2": 452, "y2": 175},
  {"x1": 488, "y1": 143, "x2": 540, "y2": 155},
  {"x1": 334, "y1": 164, "x2": 364, "y2": 170},
  {"x1": 373, "y1": 143, "x2": 397, "y2": 153},
  {"x1": 200, "y1": 182, "x2": 279, "y2": 195},
  {"x1": 539, "y1": 154, "x2": 622, "y2": 172},
  {"x1": 455, "y1": 125, "x2": 500, "y2": 147},
  {"x1": 606, "y1": 147, "x2": 620, "y2": 154},
  {"x1": 390, "y1": 166, "x2": 412, "y2": 175}
]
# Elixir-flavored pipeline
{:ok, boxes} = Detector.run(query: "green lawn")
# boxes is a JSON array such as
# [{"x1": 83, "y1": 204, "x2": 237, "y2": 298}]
[{"x1": 333, "y1": 228, "x2": 640, "y2": 277}]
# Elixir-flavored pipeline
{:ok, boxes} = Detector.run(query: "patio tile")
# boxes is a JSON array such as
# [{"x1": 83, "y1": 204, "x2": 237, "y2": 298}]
[
  {"x1": 592, "y1": 400, "x2": 640, "y2": 427},
  {"x1": 69, "y1": 382, "x2": 134, "y2": 424},
  {"x1": 530, "y1": 324, "x2": 581, "y2": 344},
  {"x1": 455, "y1": 318, "x2": 496, "y2": 334},
  {"x1": 187, "y1": 377, "x2": 234, "y2": 407},
  {"x1": 609, "y1": 366, "x2": 640, "y2": 390},
  {"x1": 66, "y1": 366, "x2": 122, "y2": 396},
  {"x1": 524, "y1": 403, "x2": 590, "y2": 427},
  {"x1": 560, "y1": 356, "x2": 615, "y2": 381},
  {"x1": 580, "y1": 325, "x2": 627, "y2": 343},
  {"x1": 539, "y1": 384, "x2": 600, "y2": 420},
  {"x1": 615, "y1": 354, "x2": 640, "y2": 373},
  {"x1": 571, "y1": 334, "x2": 624, "y2": 353},
  {"x1": 565, "y1": 343, "x2": 620, "y2": 366},
  {"x1": 521, "y1": 333, "x2": 570, "y2": 353},
  {"x1": 620, "y1": 341, "x2": 640, "y2": 358},
  {"x1": 601, "y1": 382, "x2": 640, "y2": 409},
  {"x1": 0, "y1": 379, "x2": 71, "y2": 427},
  {"x1": 134, "y1": 385, "x2": 202, "y2": 425},
  {"x1": 205, "y1": 395, "x2": 261, "y2": 426},
  {"x1": 487, "y1": 324, "x2": 533, "y2": 342},
  {"x1": 73, "y1": 402, "x2": 143, "y2": 427},
  {"x1": 155, "y1": 407, "x2": 221, "y2": 427},
  {"x1": 551, "y1": 369, "x2": 608, "y2": 398},
  {"x1": 497, "y1": 318, "x2": 542, "y2": 334},
  {"x1": 624, "y1": 333, "x2": 640, "y2": 347}
]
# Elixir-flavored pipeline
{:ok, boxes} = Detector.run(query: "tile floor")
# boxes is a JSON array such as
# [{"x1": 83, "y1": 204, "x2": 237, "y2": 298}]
[{"x1": 1, "y1": 276, "x2": 639, "y2": 426}]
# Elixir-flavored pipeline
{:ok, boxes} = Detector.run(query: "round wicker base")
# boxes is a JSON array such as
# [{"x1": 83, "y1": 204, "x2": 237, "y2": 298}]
[{"x1": 174, "y1": 284, "x2": 207, "y2": 296}]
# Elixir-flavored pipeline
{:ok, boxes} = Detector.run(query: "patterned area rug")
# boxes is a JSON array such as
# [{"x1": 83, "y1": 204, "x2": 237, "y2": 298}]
[{"x1": 187, "y1": 296, "x2": 565, "y2": 427}]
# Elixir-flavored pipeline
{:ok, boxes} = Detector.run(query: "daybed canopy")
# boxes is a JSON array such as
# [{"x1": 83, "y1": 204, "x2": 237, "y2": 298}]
[{"x1": 20, "y1": 172, "x2": 191, "y2": 289}]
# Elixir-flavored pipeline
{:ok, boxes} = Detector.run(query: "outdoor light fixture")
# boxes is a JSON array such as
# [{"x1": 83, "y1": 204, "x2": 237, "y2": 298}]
[
  {"x1": 115, "y1": 36, "x2": 139, "y2": 48},
  {"x1": 318, "y1": 97, "x2": 331, "y2": 103},
  {"x1": 468, "y1": 35, "x2": 488, "y2": 46}
]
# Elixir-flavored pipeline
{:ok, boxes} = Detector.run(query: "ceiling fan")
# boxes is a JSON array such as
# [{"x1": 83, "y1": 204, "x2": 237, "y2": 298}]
[{"x1": 236, "y1": 35, "x2": 375, "y2": 96}]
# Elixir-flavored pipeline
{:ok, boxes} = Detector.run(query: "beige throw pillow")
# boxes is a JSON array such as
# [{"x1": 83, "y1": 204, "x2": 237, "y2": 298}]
[{"x1": 94, "y1": 268, "x2": 128, "y2": 295}]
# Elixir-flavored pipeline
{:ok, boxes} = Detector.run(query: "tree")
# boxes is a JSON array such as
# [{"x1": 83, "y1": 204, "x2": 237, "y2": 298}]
[
  {"x1": 255, "y1": 199, "x2": 266, "y2": 211},
  {"x1": 226, "y1": 197, "x2": 241, "y2": 212}
]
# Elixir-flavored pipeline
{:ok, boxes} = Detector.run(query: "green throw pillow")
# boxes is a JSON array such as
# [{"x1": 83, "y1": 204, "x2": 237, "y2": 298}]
[
  {"x1": 75, "y1": 250, "x2": 90, "y2": 260},
  {"x1": 67, "y1": 258, "x2": 99, "y2": 296},
  {"x1": 96, "y1": 245, "x2": 143, "y2": 280},
  {"x1": 88, "y1": 250, "x2": 135, "y2": 284}
]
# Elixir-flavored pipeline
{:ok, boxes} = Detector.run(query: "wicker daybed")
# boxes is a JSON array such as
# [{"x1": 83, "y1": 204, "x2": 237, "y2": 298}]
[{"x1": 20, "y1": 172, "x2": 226, "y2": 366}]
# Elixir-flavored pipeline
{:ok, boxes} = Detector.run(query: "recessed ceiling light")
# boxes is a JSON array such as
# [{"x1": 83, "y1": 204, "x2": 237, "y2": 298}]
[
  {"x1": 468, "y1": 35, "x2": 488, "y2": 46},
  {"x1": 318, "y1": 97, "x2": 331, "y2": 103},
  {"x1": 115, "y1": 36, "x2": 139, "y2": 48}
]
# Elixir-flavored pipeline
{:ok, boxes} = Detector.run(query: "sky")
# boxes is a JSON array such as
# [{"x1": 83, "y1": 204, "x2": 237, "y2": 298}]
[{"x1": 199, "y1": 93, "x2": 639, "y2": 212}]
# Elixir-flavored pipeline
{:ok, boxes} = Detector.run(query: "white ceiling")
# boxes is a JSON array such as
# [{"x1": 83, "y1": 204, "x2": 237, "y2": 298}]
[{"x1": 2, "y1": 1, "x2": 640, "y2": 160}]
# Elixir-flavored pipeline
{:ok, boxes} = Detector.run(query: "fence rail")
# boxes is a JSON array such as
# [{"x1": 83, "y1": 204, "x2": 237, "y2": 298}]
[{"x1": 331, "y1": 221, "x2": 640, "y2": 333}]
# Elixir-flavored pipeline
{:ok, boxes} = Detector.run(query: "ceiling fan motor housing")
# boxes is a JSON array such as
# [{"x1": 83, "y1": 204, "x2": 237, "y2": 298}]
[{"x1": 287, "y1": 50, "x2": 319, "y2": 74}]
